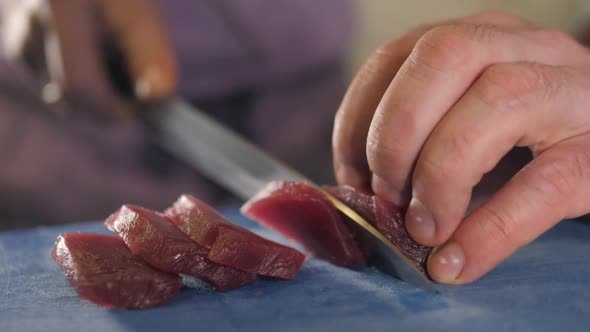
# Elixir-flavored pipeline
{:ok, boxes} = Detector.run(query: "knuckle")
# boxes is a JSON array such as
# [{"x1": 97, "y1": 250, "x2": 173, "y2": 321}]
[
  {"x1": 466, "y1": 23, "x2": 505, "y2": 43},
  {"x1": 373, "y1": 38, "x2": 403, "y2": 60},
  {"x1": 366, "y1": 132, "x2": 398, "y2": 173},
  {"x1": 418, "y1": 152, "x2": 476, "y2": 190},
  {"x1": 445, "y1": 130, "x2": 476, "y2": 162},
  {"x1": 528, "y1": 151, "x2": 590, "y2": 200},
  {"x1": 373, "y1": 24, "x2": 432, "y2": 58},
  {"x1": 354, "y1": 28, "x2": 424, "y2": 89},
  {"x1": 479, "y1": 204, "x2": 519, "y2": 247},
  {"x1": 417, "y1": 132, "x2": 481, "y2": 186},
  {"x1": 359, "y1": 44, "x2": 397, "y2": 84},
  {"x1": 417, "y1": 152, "x2": 454, "y2": 184},
  {"x1": 366, "y1": 125, "x2": 404, "y2": 176},
  {"x1": 407, "y1": 23, "x2": 502, "y2": 77},
  {"x1": 416, "y1": 155, "x2": 441, "y2": 179},
  {"x1": 568, "y1": 151, "x2": 590, "y2": 182},
  {"x1": 410, "y1": 25, "x2": 476, "y2": 73},
  {"x1": 474, "y1": 64, "x2": 561, "y2": 111},
  {"x1": 539, "y1": 161, "x2": 574, "y2": 198},
  {"x1": 366, "y1": 105, "x2": 420, "y2": 170}
]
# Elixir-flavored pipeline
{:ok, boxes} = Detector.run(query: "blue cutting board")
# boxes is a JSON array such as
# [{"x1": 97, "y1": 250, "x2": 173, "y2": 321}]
[{"x1": 1, "y1": 208, "x2": 589, "y2": 332}]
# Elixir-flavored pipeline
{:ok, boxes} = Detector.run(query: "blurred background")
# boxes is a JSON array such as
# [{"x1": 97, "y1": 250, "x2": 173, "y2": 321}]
[
  {"x1": 349, "y1": 0, "x2": 590, "y2": 72},
  {"x1": 1, "y1": 0, "x2": 589, "y2": 230}
]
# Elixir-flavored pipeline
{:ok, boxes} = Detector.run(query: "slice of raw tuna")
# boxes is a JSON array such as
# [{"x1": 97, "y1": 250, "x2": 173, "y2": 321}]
[
  {"x1": 105, "y1": 205, "x2": 255, "y2": 291},
  {"x1": 326, "y1": 185, "x2": 432, "y2": 273},
  {"x1": 240, "y1": 181, "x2": 366, "y2": 266},
  {"x1": 323, "y1": 186, "x2": 375, "y2": 221},
  {"x1": 165, "y1": 195, "x2": 306, "y2": 280},
  {"x1": 52, "y1": 233, "x2": 181, "y2": 309}
]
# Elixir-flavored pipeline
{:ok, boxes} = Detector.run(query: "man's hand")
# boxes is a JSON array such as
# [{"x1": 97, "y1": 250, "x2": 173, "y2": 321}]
[
  {"x1": 1, "y1": 0, "x2": 177, "y2": 116},
  {"x1": 333, "y1": 10, "x2": 590, "y2": 284}
]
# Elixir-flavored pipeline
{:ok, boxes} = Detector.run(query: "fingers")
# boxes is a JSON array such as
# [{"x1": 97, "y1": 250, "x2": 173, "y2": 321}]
[
  {"x1": 333, "y1": 27, "x2": 428, "y2": 191},
  {"x1": 98, "y1": 0, "x2": 177, "y2": 100},
  {"x1": 427, "y1": 134, "x2": 590, "y2": 284},
  {"x1": 332, "y1": 10, "x2": 529, "y2": 193},
  {"x1": 366, "y1": 24, "x2": 586, "y2": 205},
  {"x1": 1, "y1": 0, "x2": 176, "y2": 108},
  {"x1": 406, "y1": 63, "x2": 590, "y2": 246},
  {"x1": 45, "y1": 0, "x2": 121, "y2": 108}
]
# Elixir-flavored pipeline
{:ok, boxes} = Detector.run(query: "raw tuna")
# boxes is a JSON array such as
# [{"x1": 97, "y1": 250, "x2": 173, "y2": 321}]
[
  {"x1": 165, "y1": 195, "x2": 306, "y2": 279},
  {"x1": 105, "y1": 205, "x2": 255, "y2": 291},
  {"x1": 323, "y1": 186, "x2": 375, "y2": 221},
  {"x1": 241, "y1": 181, "x2": 366, "y2": 266},
  {"x1": 326, "y1": 186, "x2": 432, "y2": 273},
  {"x1": 52, "y1": 233, "x2": 181, "y2": 309}
]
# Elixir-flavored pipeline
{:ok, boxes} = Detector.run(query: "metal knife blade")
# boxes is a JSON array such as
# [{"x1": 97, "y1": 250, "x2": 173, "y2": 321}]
[
  {"x1": 144, "y1": 98, "x2": 437, "y2": 292},
  {"x1": 144, "y1": 98, "x2": 306, "y2": 199}
]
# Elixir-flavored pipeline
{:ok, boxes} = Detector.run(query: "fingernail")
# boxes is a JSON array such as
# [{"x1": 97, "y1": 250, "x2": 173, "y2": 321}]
[
  {"x1": 336, "y1": 164, "x2": 366, "y2": 188},
  {"x1": 371, "y1": 175, "x2": 403, "y2": 205},
  {"x1": 405, "y1": 197, "x2": 436, "y2": 243},
  {"x1": 428, "y1": 242, "x2": 465, "y2": 284}
]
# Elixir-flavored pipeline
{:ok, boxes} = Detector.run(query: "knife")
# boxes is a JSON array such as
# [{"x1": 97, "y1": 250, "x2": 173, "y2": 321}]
[{"x1": 144, "y1": 98, "x2": 437, "y2": 292}]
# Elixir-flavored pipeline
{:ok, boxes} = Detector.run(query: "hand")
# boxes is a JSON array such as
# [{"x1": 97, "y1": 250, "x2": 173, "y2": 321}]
[
  {"x1": 332, "y1": 10, "x2": 590, "y2": 284},
  {"x1": 1, "y1": 0, "x2": 177, "y2": 117}
]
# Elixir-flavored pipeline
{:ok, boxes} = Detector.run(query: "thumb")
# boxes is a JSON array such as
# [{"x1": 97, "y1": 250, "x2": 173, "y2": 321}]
[{"x1": 427, "y1": 134, "x2": 590, "y2": 284}]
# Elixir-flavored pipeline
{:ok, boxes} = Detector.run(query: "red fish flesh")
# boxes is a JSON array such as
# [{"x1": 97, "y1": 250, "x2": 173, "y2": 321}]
[
  {"x1": 105, "y1": 205, "x2": 255, "y2": 291},
  {"x1": 241, "y1": 181, "x2": 366, "y2": 266},
  {"x1": 326, "y1": 186, "x2": 432, "y2": 273},
  {"x1": 52, "y1": 233, "x2": 181, "y2": 309},
  {"x1": 165, "y1": 195, "x2": 306, "y2": 280}
]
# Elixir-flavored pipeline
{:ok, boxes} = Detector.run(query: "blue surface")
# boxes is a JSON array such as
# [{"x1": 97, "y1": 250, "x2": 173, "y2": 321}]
[{"x1": 1, "y1": 208, "x2": 590, "y2": 332}]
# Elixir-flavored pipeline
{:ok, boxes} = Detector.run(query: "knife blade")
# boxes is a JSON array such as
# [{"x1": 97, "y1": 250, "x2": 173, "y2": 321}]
[
  {"x1": 144, "y1": 99, "x2": 306, "y2": 199},
  {"x1": 144, "y1": 98, "x2": 437, "y2": 292}
]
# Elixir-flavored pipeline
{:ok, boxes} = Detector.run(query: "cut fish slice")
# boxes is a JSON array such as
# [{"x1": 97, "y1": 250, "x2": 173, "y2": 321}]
[
  {"x1": 166, "y1": 195, "x2": 306, "y2": 280},
  {"x1": 105, "y1": 205, "x2": 255, "y2": 291},
  {"x1": 241, "y1": 181, "x2": 366, "y2": 266},
  {"x1": 326, "y1": 186, "x2": 432, "y2": 273},
  {"x1": 52, "y1": 233, "x2": 181, "y2": 309}
]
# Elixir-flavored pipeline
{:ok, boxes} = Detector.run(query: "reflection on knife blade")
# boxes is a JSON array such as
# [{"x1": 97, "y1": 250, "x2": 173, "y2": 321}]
[{"x1": 143, "y1": 98, "x2": 437, "y2": 292}]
